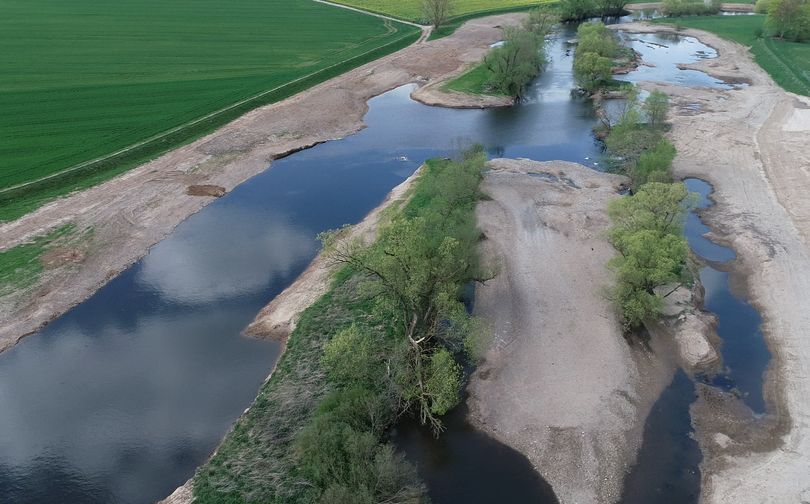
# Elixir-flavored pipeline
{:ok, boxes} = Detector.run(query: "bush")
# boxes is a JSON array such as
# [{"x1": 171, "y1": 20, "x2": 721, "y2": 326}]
[{"x1": 632, "y1": 138, "x2": 676, "y2": 187}]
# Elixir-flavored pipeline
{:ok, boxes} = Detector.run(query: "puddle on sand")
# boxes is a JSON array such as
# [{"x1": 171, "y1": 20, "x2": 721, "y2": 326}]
[{"x1": 616, "y1": 32, "x2": 732, "y2": 89}]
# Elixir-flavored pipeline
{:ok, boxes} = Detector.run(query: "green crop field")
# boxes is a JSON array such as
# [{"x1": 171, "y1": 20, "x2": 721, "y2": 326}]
[
  {"x1": 329, "y1": 0, "x2": 549, "y2": 23},
  {"x1": 0, "y1": 0, "x2": 419, "y2": 221},
  {"x1": 653, "y1": 15, "x2": 810, "y2": 95}
]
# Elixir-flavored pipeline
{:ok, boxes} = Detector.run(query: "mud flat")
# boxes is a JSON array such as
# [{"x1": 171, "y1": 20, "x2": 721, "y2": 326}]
[
  {"x1": 0, "y1": 13, "x2": 528, "y2": 355},
  {"x1": 467, "y1": 158, "x2": 675, "y2": 503},
  {"x1": 617, "y1": 22, "x2": 810, "y2": 503}
]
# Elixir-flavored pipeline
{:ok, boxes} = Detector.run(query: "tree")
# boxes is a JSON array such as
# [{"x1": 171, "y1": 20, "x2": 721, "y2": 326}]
[
  {"x1": 484, "y1": 27, "x2": 545, "y2": 98},
  {"x1": 574, "y1": 52, "x2": 612, "y2": 92},
  {"x1": 559, "y1": 0, "x2": 598, "y2": 21},
  {"x1": 524, "y1": 7, "x2": 559, "y2": 37},
  {"x1": 643, "y1": 90, "x2": 670, "y2": 129},
  {"x1": 423, "y1": 0, "x2": 453, "y2": 30},
  {"x1": 766, "y1": 0, "x2": 810, "y2": 40},
  {"x1": 606, "y1": 183, "x2": 692, "y2": 330},
  {"x1": 596, "y1": 0, "x2": 630, "y2": 16},
  {"x1": 319, "y1": 152, "x2": 490, "y2": 433}
]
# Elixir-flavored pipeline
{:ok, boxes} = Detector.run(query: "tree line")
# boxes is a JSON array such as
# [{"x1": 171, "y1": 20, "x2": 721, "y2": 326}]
[
  {"x1": 756, "y1": 0, "x2": 810, "y2": 41},
  {"x1": 602, "y1": 90, "x2": 694, "y2": 331}
]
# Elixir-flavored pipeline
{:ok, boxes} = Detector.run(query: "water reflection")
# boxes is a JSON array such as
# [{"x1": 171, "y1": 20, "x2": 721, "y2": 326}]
[{"x1": 616, "y1": 33, "x2": 732, "y2": 89}]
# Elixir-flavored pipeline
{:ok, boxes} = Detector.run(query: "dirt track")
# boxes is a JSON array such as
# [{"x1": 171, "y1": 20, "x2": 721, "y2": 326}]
[
  {"x1": 617, "y1": 22, "x2": 810, "y2": 504},
  {"x1": 468, "y1": 158, "x2": 675, "y2": 503},
  {"x1": 0, "y1": 14, "x2": 524, "y2": 354}
]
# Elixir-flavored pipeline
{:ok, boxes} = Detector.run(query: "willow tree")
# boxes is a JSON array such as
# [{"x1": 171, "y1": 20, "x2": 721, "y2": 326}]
[{"x1": 423, "y1": 0, "x2": 453, "y2": 30}]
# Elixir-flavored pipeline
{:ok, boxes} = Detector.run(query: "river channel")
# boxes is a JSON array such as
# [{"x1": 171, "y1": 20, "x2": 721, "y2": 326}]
[{"x1": 0, "y1": 25, "x2": 768, "y2": 504}]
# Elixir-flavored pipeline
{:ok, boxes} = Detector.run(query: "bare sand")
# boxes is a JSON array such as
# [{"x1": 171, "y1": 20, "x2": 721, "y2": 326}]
[
  {"x1": 468, "y1": 158, "x2": 676, "y2": 503},
  {"x1": 0, "y1": 13, "x2": 526, "y2": 354},
  {"x1": 617, "y1": 22, "x2": 810, "y2": 504}
]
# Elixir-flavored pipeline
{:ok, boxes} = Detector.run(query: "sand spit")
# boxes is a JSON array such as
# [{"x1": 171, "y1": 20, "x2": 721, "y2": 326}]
[
  {"x1": 0, "y1": 13, "x2": 527, "y2": 354},
  {"x1": 245, "y1": 165, "x2": 421, "y2": 340},
  {"x1": 468, "y1": 158, "x2": 675, "y2": 504},
  {"x1": 617, "y1": 22, "x2": 810, "y2": 504}
]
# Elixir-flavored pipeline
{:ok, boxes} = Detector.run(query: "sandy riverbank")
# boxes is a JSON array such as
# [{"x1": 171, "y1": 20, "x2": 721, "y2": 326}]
[
  {"x1": 617, "y1": 22, "x2": 810, "y2": 504},
  {"x1": 467, "y1": 158, "x2": 676, "y2": 503},
  {"x1": 0, "y1": 13, "x2": 527, "y2": 354}
]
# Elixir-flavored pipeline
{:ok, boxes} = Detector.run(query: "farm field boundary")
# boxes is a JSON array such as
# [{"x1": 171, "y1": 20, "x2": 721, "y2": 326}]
[{"x1": 0, "y1": 0, "x2": 420, "y2": 221}]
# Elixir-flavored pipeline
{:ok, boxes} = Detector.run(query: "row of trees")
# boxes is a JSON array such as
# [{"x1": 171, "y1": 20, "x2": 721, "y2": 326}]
[
  {"x1": 558, "y1": 0, "x2": 630, "y2": 21},
  {"x1": 661, "y1": 0, "x2": 722, "y2": 16},
  {"x1": 756, "y1": 0, "x2": 810, "y2": 41},
  {"x1": 573, "y1": 22, "x2": 619, "y2": 92},
  {"x1": 602, "y1": 89, "x2": 693, "y2": 330},
  {"x1": 483, "y1": 9, "x2": 558, "y2": 98}
]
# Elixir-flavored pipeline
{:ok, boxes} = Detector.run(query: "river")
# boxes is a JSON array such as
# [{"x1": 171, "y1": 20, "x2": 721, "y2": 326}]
[{"x1": 0, "y1": 25, "x2": 768, "y2": 504}]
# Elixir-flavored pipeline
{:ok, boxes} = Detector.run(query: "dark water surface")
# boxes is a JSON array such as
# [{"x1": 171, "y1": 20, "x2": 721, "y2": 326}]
[
  {"x1": 0, "y1": 26, "x2": 758, "y2": 504},
  {"x1": 684, "y1": 179, "x2": 770, "y2": 414}
]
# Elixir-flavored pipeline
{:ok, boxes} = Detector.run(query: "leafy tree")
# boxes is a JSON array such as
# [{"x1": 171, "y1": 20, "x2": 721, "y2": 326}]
[
  {"x1": 766, "y1": 0, "x2": 810, "y2": 40},
  {"x1": 574, "y1": 52, "x2": 613, "y2": 92},
  {"x1": 643, "y1": 90, "x2": 670, "y2": 130},
  {"x1": 484, "y1": 27, "x2": 545, "y2": 98},
  {"x1": 596, "y1": 0, "x2": 630, "y2": 16},
  {"x1": 608, "y1": 182, "x2": 691, "y2": 238},
  {"x1": 559, "y1": 0, "x2": 598, "y2": 21},
  {"x1": 576, "y1": 22, "x2": 619, "y2": 59},
  {"x1": 631, "y1": 138, "x2": 676, "y2": 188},
  {"x1": 524, "y1": 7, "x2": 559, "y2": 37},
  {"x1": 606, "y1": 183, "x2": 692, "y2": 330},
  {"x1": 423, "y1": 0, "x2": 453, "y2": 29}
]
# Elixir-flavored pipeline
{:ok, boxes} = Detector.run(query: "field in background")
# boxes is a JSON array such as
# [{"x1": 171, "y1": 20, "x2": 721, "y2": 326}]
[
  {"x1": 329, "y1": 0, "x2": 549, "y2": 23},
  {"x1": 653, "y1": 15, "x2": 810, "y2": 95},
  {"x1": 0, "y1": 0, "x2": 419, "y2": 220}
]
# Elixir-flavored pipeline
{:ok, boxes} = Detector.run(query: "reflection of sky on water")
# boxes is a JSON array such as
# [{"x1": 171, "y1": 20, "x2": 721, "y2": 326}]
[
  {"x1": 138, "y1": 208, "x2": 315, "y2": 305},
  {"x1": 617, "y1": 33, "x2": 732, "y2": 89}
]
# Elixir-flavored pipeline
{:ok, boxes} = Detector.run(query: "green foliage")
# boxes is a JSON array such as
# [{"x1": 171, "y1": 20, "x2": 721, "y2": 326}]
[
  {"x1": 194, "y1": 149, "x2": 489, "y2": 503},
  {"x1": 575, "y1": 53, "x2": 614, "y2": 91},
  {"x1": 607, "y1": 183, "x2": 691, "y2": 330},
  {"x1": 576, "y1": 23, "x2": 620, "y2": 58},
  {"x1": 661, "y1": 0, "x2": 722, "y2": 16},
  {"x1": 643, "y1": 90, "x2": 670, "y2": 129},
  {"x1": 766, "y1": 0, "x2": 810, "y2": 41},
  {"x1": 755, "y1": 0, "x2": 773, "y2": 13},
  {"x1": 484, "y1": 27, "x2": 547, "y2": 98},
  {"x1": 444, "y1": 63, "x2": 509, "y2": 96},
  {"x1": 632, "y1": 138, "x2": 676, "y2": 188},
  {"x1": 573, "y1": 22, "x2": 621, "y2": 92},
  {"x1": 0, "y1": 0, "x2": 420, "y2": 221},
  {"x1": 559, "y1": 0, "x2": 599, "y2": 21},
  {"x1": 424, "y1": 348, "x2": 463, "y2": 415}
]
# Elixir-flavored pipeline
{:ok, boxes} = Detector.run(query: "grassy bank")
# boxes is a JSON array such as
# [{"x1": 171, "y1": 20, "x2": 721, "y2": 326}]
[
  {"x1": 0, "y1": 0, "x2": 419, "y2": 221},
  {"x1": 193, "y1": 151, "x2": 488, "y2": 503},
  {"x1": 328, "y1": 0, "x2": 548, "y2": 23},
  {"x1": 653, "y1": 15, "x2": 810, "y2": 95}
]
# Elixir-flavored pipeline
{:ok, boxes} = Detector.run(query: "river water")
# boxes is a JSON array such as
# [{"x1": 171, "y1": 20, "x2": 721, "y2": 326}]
[{"x1": 0, "y1": 25, "x2": 768, "y2": 504}]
